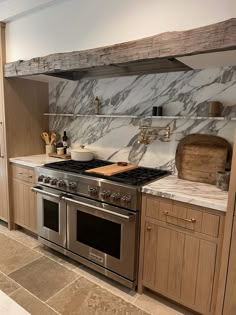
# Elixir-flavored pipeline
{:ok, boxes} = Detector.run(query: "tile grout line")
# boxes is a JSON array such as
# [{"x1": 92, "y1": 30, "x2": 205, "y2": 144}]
[
  {"x1": 0, "y1": 230, "x2": 40, "y2": 250},
  {"x1": 45, "y1": 276, "x2": 81, "y2": 304},
  {"x1": 0, "y1": 230, "x2": 159, "y2": 314},
  {"x1": 1, "y1": 272, "x2": 62, "y2": 315},
  {"x1": 8, "y1": 287, "x2": 22, "y2": 297},
  {"x1": 33, "y1": 247, "x2": 80, "y2": 272},
  {"x1": 6, "y1": 255, "x2": 43, "y2": 277},
  {"x1": 1, "y1": 229, "x2": 138, "y2": 302}
]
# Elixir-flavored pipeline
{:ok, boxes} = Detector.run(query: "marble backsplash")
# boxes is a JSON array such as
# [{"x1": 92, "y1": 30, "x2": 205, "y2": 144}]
[{"x1": 49, "y1": 66, "x2": 236, "y2": 172}]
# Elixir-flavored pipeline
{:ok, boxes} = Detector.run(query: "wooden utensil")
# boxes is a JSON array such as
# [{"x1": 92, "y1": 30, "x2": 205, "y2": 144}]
[
  {"x1": 41, "y1": 132, "x2": 50, "y2": 145},
  {"x1": 175, "y1": 134, "x2": 232, "y2": 185},
  {"x1": 50, "y1": 132, "x2": 57, "y2": 145},
  {"x1": 48, "y1": 153, "x2": 71, "y2": 159},
  {"x1": 85, "y1": 163, "x2": 139, "y2": 176}
]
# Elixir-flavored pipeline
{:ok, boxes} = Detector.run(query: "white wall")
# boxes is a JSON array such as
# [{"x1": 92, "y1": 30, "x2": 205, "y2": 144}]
[{"x1": 5, "y1": 0, "x2": 236, "y2": 62}]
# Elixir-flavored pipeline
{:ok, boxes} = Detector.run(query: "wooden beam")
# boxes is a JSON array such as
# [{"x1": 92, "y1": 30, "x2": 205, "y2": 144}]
[{"x1": 4, "y1": 18, "x2": 236, "y2": 78}]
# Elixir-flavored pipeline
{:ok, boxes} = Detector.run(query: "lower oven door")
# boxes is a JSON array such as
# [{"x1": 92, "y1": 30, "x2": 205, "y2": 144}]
[
  {"x1": 32, "y1": 186, "x2": 66, "y2": 248},
  {"x1": 64, "y1": 195, "x2": 138, "y2": 281}
]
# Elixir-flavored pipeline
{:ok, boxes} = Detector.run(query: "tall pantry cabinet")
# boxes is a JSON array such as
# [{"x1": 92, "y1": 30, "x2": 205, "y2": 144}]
[{"x1": 0, "y1": 22, "x2": 49, "y2": 228}]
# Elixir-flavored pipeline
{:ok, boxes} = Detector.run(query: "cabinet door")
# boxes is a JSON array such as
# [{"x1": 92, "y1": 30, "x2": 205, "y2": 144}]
[
  {"x1": 13, "y1": 179, "x2": 37, "y2": 233},
  {"x1": 223, "y1": 218, "x2": 236, "y2": 315},
  {"x1": 142, "y1": 220, "x2": 217, "y2": 314},
  {"x1": 143, "y1": 221, "x2": 185, "y2": 297}
]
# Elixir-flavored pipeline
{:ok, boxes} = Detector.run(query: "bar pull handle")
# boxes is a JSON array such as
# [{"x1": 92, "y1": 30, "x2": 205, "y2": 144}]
[{"x1": 163, "y1": 211, "x2": 196, "y2": 223}]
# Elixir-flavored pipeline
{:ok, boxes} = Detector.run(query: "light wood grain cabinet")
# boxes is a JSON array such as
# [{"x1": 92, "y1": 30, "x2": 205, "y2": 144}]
[
  {"x1": 139, "y1": 194, "x2": 225, "y2": 315},
  {"x1": 11, "y1": 165, "x2": 37, "y2": 233},
  {"x1": 223, "y1": 215, "x2": 236, "y2": 314}
]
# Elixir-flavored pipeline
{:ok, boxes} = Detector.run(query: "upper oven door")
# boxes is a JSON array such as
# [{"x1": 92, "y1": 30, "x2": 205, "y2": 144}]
[
  {"x1": 65, "y1": 195, "x2": 138, "y2": 280},
  {"x1": 32, "y1": 186, "x2": 67, "y2": 248}
]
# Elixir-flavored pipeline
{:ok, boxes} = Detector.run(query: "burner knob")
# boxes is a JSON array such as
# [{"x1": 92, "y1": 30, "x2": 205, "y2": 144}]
[
  {"x1": 50, "y1": 178, "x2": 58, "y2": 186},
  {"x1": 38, "y1": 175, "x2": 44, "y2": 182},
  {"x1": 88, "y1": 187, "x2": 98, "y2": 197},
  {"x1": 100, "y1": 190, "x2": 111, "y2": 199},
  {"x1": 110, "y1": 193, "x2": 121, "y2": 202},
  {"x1": 43, "y1": 177, "x2": 51, "y2": 184},
  {"x1": 121, "y1": 194, "x2": 132, "y2": 205},
  {"x1": 58, "y1": 180, "x2": 67, "y2": 188},
  {"x1": 69, "y1": 182, "x2": 77, "y2": 191}
]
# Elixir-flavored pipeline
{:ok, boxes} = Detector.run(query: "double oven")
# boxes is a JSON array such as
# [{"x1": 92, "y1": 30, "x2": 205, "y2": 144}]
[{"x1": 32, "y1": 184, "x2": 139, "y2": 288}]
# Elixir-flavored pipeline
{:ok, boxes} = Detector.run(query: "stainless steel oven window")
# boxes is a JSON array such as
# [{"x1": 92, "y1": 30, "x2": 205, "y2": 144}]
[
  {"x1": 76, "y1": 210, "x2": 121, "y2": 259},
  {"x1": 43, "y1": 199, "x2": 59, "y2": 232},
  {"x1": 33, "y1": 187, "x2": 67, "y2": 248}
]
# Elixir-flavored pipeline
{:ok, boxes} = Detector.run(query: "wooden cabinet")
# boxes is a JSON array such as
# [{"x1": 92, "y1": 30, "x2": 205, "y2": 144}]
[
  {"x1": 11, "y1": 164, "x2": 37, "y2": 233},
  {"x1": 0, "y1": 23, "x2": 49, "y2": 228},
  {"x1": 139, "y1": 194, "x2": 225, "y2": 315},
  {"x1": 222, "y1": 215, "x2": 236, "y2": 315}
]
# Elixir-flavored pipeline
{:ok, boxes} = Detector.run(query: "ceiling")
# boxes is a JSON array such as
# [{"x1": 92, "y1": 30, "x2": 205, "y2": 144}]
[{"x1": 0, "y1": 0, "x2": 62, "y2": 22}]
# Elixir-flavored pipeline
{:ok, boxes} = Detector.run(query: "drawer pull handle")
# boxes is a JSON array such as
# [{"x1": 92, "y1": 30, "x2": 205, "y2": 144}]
[
  {"x1": 28, "y1": 175, "x2": 33, "y2": 178},
  {"x1": 147, "y1": 226, "x2": 152, "y2": 231},
  {"x1": 163, "y1": 211, "x2": 196, "y2": 223},
  {"x1": 19, "y1": 172, "x2": 23, "y2": 175}
]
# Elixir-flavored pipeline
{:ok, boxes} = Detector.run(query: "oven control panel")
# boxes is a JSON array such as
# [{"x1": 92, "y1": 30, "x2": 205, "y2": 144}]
[{"x1": 36, "y1": 170, "x2": 139, "y2": 211}]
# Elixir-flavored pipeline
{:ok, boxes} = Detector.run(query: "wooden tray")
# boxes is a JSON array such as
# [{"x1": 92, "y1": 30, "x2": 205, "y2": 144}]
[
  {"x1": 48, "y1": 153, "x2": 71, "y2": 159},
  {"x1": 85, "y1": 163, "x2": 139, "y2": 176},
  {"x1": 175, "y1": 134, "x2": 232, "y2": 185}
]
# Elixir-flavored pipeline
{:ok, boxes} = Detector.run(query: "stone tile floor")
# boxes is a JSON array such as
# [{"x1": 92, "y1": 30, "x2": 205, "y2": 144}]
[{"x1": 0, "y1": 221, "x2": 195, "y2": 315}]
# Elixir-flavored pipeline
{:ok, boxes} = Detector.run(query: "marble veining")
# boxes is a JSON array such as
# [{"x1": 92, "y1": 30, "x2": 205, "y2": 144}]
[
  {"x1": 49, "y1": 66, "x2": 236, "y2": 172},
  {"x1": 142, "y1": 175, "x2": 228, "y2": 211}
]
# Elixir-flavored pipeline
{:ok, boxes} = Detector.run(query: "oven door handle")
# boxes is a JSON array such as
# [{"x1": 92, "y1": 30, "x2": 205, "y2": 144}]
[
  {"x1": 31, "y1": 186, "x2": 63, "y2": 199},
  {"x1": 63, "y1": 196, "x2": 135, "y2": 222}
]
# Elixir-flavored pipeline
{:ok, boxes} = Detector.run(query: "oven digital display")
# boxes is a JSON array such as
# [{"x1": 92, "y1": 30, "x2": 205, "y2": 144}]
[{"x1": 77, "y1": 211, "x2": 121, "y2": 259}]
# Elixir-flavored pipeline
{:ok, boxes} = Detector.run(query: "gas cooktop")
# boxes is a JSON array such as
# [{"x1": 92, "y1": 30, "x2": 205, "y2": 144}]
[{"x1": 44, "y1": 159, "x2": 169, "y2": 186}]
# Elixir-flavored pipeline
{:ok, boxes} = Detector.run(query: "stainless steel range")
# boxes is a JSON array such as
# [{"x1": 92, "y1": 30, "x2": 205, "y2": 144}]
[{"x1": 32, "y1": 159, "x2": 168, "y2": 288}]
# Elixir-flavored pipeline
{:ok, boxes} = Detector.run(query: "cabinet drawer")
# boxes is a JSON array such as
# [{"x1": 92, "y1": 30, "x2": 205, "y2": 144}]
[
  {"x1": 160, "y1": 202, "x2": 203, "y2": 232},
  {"x1": 145, "y1": 195, "x2": 220, "y2": 237},
  {"x1": 12, "y1": 165, "x2": 35, "y2": 183}
]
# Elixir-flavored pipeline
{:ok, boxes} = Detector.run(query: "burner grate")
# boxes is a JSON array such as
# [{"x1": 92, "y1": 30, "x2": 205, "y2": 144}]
[
  {"x1": 45, "y1": 159, "x2": 112, "y2": 173},
  {"x1": 44, "y1": 159, "x2": 169, "y2": 186}
]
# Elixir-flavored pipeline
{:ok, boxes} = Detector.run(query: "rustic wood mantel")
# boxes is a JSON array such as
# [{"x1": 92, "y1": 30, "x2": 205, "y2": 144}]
[{"x1": 4, "y1": 18, "x2": 236, "y2": 80}]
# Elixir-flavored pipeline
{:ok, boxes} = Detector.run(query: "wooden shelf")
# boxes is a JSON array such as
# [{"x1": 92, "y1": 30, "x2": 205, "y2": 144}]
[{"x1": 43, "y1": 113, "x2": 236, "y2": 120}]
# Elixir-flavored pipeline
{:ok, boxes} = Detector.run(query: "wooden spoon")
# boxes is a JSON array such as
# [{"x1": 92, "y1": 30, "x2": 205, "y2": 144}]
[
  {"x1": 50, "y1": 132, "x2": 57, "y2": 145},
  {"x1": 41, "y1": 132, "x2": 50, "y2": 145}
]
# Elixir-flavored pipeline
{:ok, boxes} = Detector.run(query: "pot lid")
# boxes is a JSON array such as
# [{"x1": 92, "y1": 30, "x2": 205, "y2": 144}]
[{"x1": 71, "y1": 145, "x2": 92, "y2": 153}]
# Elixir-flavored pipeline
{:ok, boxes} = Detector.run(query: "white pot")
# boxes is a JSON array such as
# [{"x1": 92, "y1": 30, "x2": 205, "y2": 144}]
[{"x1": 71, "y1": 145, "x2": 94, "y2": 161}]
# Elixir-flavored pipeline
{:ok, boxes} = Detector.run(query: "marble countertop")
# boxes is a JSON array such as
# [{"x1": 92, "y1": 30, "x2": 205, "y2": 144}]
[
  {"x1": 142, "y1": 175, "x2": 228, "y2": 212},
  {"x1": 9, "y1": 154, "x2": 67, "y2": 168}
]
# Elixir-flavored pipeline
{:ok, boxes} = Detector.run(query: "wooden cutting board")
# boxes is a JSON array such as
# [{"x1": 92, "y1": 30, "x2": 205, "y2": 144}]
[
  {"x1": 85, "y1": 163, "x2": 139, "y2": 176},
  {"x1": 48, "y1": 153, "x2": 71, "y2": 159},
  {"x1": 176, "y1": 134, "x2": 232, "y2": 185}
]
